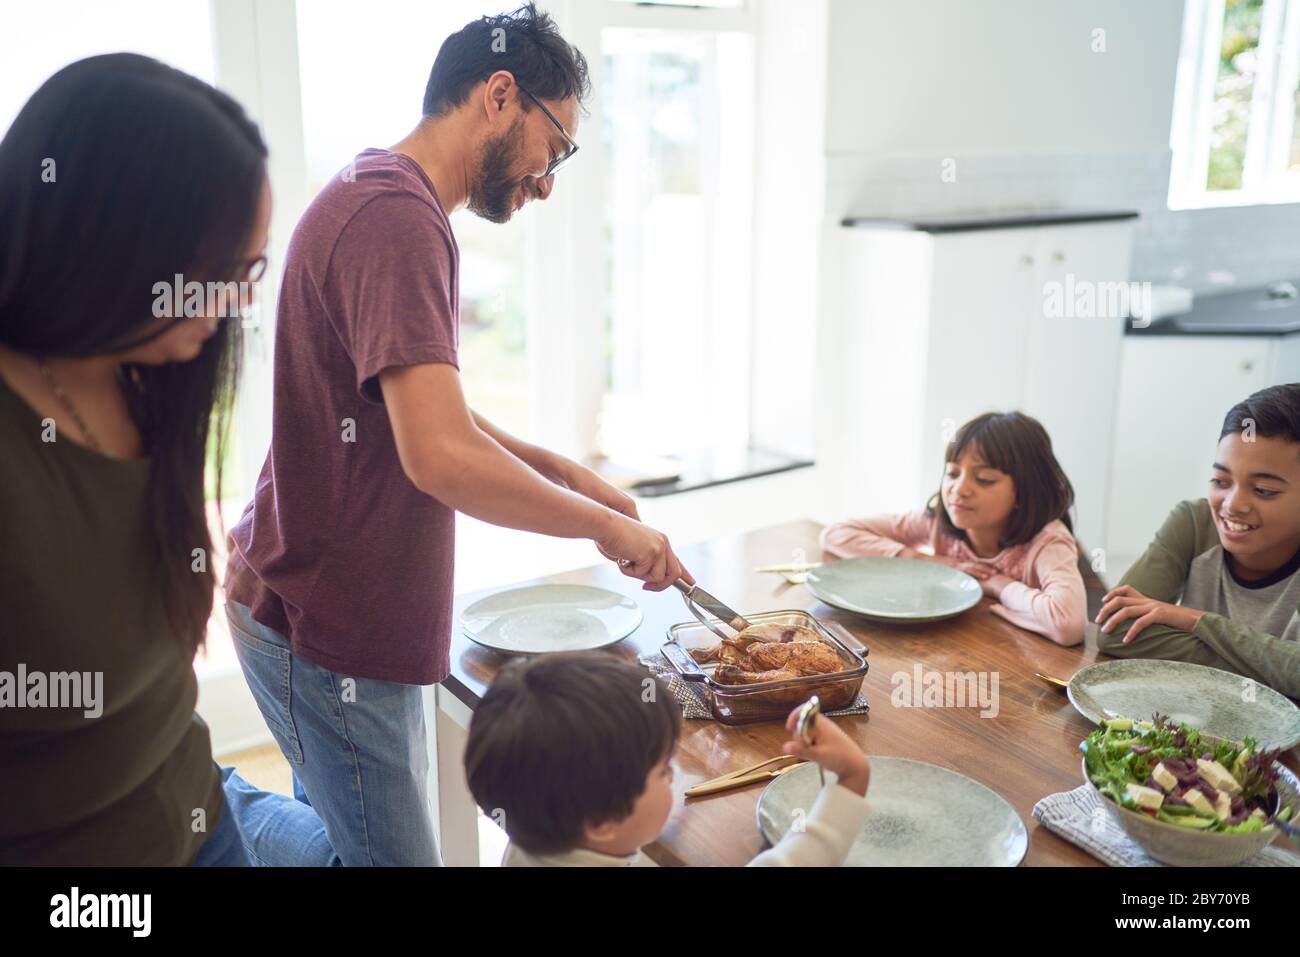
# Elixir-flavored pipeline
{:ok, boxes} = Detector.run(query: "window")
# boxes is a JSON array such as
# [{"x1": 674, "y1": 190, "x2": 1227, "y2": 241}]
[
  {"x1": 599, "y1": 27, "x2": 755, "y2": 460},
  {"x1": 0, "y1": 0, "x2": 214, "y2": 133},
  {"x1": 295, "y1": 0, "x2": 532, "y2": 437},
  {"x1": 1171, "y1": 0, "x2": 1300, "y2": 207}
]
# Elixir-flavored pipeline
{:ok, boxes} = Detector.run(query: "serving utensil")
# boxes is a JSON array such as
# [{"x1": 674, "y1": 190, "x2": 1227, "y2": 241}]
[
  {"x1": 1034, "y1": 671, "x2": 1070, "y2": 690},
  {"x1": 685, "y1": 755, "x2": 806, "y2": 798},
  {"x1": 673, "y1": 579, "x2": 753, "y2": 643}
]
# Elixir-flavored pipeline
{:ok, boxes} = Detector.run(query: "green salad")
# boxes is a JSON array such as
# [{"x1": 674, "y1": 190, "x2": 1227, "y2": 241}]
[{"x1": 1081, "y1": 715, "x2": 1296, "y2": 834}]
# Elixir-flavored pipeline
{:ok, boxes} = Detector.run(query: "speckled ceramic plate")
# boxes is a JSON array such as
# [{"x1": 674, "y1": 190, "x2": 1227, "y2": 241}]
[
  {"x1": 756, "y1": 758, "x2": 1027, "y2": 866},
  {"x1": 1068, "y1": 659, "x2": 1300, "y2": 750},
  {"x1": 460, "y1": 585, "x2": 642, "y2": 655},
  {"x1": 805, "y1": 556, "x2": 982, "y2": 623}
]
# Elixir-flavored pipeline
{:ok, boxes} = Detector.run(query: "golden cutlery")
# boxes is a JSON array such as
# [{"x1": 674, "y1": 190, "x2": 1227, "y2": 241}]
[
  {"x1": 685, "y1": 756, "x2": 806, "y2": 798},
  {"x1": 754, "y1": 561, "x2": 822, "y2": 585},
  {"x1": 1035, "y1": 671, "x2": 1070, "y2": 690}
]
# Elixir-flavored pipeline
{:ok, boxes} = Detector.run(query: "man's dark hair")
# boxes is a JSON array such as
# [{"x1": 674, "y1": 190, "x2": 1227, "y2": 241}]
[
  {"x1": 423, "y1": 3, "x2": 590, "y2": 117},
  {"x1": 464, "y1": 651, "x2": 681, "y2": 857},
  {"x1": 1220, "y1": 384, "x2": 1300, "y2": 445},
  {"x1": 928, "y1": 410, "x2": 1076, "y2": 548}
]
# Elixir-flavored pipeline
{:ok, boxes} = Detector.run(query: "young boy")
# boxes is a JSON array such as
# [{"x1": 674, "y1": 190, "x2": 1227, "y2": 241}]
[
  {"x1": 464, "y1": 652, "x2": 871, "y2": 866},
  {"x1": 1096, "y1": 384, "x2": 1300, "y2": 697}
]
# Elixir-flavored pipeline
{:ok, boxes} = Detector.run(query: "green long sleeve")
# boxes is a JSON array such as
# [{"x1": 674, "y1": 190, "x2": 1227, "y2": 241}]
[{"x1": 1095, "y1": 500, "x2": 1300, "y2": 698}]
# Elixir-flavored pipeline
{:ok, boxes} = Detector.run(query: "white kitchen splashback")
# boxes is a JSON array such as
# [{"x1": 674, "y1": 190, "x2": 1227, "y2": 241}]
[{"x1": 826, "y1": 148, "x2": 1300, "y2": 297}]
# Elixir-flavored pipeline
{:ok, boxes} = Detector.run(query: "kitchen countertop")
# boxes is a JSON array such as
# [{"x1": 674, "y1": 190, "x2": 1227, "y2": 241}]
[
  {"x1": 841, "y1": 208, "x2": 1138, "y2": 234},
  {"x1": 1128, "y1": 281, "x2": 1300, "y2": 337},
  {"x1": 445, "y1": 520, "x2": 1300, "y2": 866}
]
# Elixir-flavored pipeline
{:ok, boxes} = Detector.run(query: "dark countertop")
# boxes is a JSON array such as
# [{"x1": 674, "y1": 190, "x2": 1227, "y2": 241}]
[
  {"x1": 631, "y1": 446, "x2": 813, "y2": 498},
  {"x1": 840, "y1": 208, "x2": 1139, "y2": 234},
  {"x1": 1128, "y1": 280, "x2": 1300, "y2": 337}
]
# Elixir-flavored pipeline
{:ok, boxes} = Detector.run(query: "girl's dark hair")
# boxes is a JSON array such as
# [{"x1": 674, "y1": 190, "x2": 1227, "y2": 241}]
[
  {"x1": 0, "y1": 54, "x2": 268, "y2": 652},
  {"x1": 928, "y1": 411, "x2": 1076, "y2": 549},
  {"x1": 465, "y1": 651, "x2": 681, "y2": 857},
  {"x1": 422, "y1": 2, "x2": 590, "y2": 117},
  {"x1": 1220, "y1": 384, "x2": 1300, "y2": 444}
]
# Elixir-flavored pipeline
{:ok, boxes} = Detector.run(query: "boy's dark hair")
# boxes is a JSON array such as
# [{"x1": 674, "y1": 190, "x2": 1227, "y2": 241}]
[
  {"x1": 928, "y1": 411, "x2": 1076, "y2": 548},
  {"x1": 464, "y1": 651, "x2": 681, "y2": 857},
  {"x1": 1220, "y1": 384, "x2": 1300, "y2": 445},
  {"x1": 422, "y1": 3, "x2": 590, "y2": 117}
]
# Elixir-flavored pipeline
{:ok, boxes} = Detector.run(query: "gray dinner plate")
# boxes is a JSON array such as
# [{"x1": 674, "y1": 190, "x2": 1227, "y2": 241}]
[
  {"x1": 805, "y1": 556, "x2": 982, "y2": 622},
  {"x1": 756, "y1": 758, "x2": 1027, "y2": 866},
  {"x1": 460, "y1": 585, "x2": 642, "y2": 655},
  {"x1": 1067, "y1": 659, "x2": 1300, "y2": 750}
]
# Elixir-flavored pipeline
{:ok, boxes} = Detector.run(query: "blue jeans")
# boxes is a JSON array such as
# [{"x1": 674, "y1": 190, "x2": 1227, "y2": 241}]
[
  {"x1": 190, "y1": 775, "x2": 250, "y2": 866},
  {"x1": 225, "y1": 600, "x2": 441, "y2": 866},
  {"x1": 220, "y1": 765, "x2": 341, "y2": 866}
]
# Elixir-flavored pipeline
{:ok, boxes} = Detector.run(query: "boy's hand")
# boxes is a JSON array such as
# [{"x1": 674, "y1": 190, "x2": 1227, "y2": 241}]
[
  {"x1": 1095, "y1": 584, "x2": 1205, "y2": 643},
  {"x1": 781, "y1": 707, "x2": 870, "y2": 797}
]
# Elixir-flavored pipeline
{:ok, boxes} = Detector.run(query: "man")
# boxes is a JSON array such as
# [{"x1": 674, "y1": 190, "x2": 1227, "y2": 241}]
[{"x1": 223, "y1": 3, "x2": 691, "y2": 865}]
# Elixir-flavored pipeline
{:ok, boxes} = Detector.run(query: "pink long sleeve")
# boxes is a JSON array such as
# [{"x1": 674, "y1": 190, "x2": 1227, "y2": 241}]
[
  {"x1": 990, "y1": 538, "x2": 1086, "y2": 646},
  {"x1": 819, "y1": 510, "x2": 938, "y2": 558}
]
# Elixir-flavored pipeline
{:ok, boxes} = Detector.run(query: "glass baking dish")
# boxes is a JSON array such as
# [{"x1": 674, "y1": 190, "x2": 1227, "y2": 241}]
[{"x1": 661, "y1": 609, "x2": 869, "y2": 725}]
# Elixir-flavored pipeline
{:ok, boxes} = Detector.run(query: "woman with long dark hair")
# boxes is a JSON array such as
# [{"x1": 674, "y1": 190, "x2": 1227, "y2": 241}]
[{"x1": 0, "y1": 53, "x2": 329, "y2": 864}]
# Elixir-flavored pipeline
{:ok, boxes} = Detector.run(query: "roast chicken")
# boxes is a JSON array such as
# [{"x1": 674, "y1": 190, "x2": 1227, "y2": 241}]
[{"x1": 689, "y1": 621, "x2": 844, "y2": 684}]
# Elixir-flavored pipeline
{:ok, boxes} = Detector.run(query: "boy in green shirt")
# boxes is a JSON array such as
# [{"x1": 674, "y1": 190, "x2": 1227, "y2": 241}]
[{"x1": 1096, "y1": 384, "x2": 1300, "y2": 698}]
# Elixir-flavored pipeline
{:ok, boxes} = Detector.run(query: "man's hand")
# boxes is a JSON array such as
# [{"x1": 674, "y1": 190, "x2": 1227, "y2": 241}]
[
  {"x1": 595, "y1": 512, "x2": 693, "y2": 591},
  {"x1": 1095, "y1": 584, "x2": 1204, "y2": 644}
]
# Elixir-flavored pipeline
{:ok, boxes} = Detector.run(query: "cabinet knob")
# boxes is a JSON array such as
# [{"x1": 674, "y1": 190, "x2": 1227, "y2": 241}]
[
  {"x1": 1020, "y1": 255, "x2": 1035, "y2": 267},
  {"x1": 1242, "y1": 360, "x2": 1255, "y2": 373},
  {"x1": 1052, "y1": 251, "x2": 1065, "y2": 263}
]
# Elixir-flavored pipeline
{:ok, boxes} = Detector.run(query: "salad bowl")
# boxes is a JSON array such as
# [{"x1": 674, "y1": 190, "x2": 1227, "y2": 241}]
[{"x1": 1080, "y1": 717, "x2": 1300, "y2": 867}]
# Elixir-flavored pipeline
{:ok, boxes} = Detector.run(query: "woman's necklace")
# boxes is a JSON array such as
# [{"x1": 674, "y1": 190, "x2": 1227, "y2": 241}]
[{"x1": 38, "y1": 359, "x2": 111, "y2": 457}]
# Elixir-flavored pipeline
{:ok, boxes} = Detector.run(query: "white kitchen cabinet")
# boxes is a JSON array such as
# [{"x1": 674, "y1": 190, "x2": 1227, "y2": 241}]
[
  {"x1": 831, "y1": 215, "x2": 1136, "y2": 550},
  {"x1": 1104, "y1": 334, "x2": 1294, "y2": 577}
]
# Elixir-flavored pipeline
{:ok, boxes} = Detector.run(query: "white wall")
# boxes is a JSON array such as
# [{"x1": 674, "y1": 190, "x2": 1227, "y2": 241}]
[
  {"x1": 821, "y1": 0, "x2": 1300, "y2": 293},
  {"x1": 825, "y1": 0, "x2": 1177, "y2": 156}
]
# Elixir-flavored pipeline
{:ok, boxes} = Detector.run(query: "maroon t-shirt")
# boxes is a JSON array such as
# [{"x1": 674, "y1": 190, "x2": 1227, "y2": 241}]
[{"x1": 227, "y1": 149, "x2": 459, "y2": 684}]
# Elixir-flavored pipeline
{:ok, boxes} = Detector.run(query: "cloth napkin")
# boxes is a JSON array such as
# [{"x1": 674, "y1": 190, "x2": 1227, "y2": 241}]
[
  {"x1": 1031, "y1": 784, "x2": 1299, "y2": 867},
  {"x1": 638, "y1": 651, "x2": 869, "y2": 720}
]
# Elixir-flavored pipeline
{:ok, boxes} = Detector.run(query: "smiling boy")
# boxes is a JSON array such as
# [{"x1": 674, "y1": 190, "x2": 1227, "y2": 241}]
[{"x1": 1096, "y1": 385, "x2": 1300, "y2": 697}]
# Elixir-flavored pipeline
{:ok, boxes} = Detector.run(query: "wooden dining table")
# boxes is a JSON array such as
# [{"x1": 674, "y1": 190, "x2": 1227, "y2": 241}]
[{"x1": 428, "y1": 519, "x2": 1300, "y2": 867}]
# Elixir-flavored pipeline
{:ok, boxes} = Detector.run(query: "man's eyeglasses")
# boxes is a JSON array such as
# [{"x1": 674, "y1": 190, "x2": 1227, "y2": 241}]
[{"x1": 518, "y1": 85, "x2": 579, "y2": 176}]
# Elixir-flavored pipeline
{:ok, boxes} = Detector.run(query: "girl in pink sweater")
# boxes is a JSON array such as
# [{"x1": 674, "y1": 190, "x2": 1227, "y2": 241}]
[{"x1": 820, "y1": 411, "x2": 1086, "y2": 646}]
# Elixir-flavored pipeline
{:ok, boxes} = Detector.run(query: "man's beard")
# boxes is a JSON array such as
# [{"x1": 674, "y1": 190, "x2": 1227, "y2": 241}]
[{"x1": 468, "y1": 120, "x2": 526, "y2": 224}]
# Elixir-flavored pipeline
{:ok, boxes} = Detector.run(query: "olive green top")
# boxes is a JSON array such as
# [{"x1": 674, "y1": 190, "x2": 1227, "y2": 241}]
[
  {"x1": 0, "y1": 372, "x2": 221, "y2": 864},
  {"x1": 1096, "y1": 499, "x2": 1300, "y2": 698}
]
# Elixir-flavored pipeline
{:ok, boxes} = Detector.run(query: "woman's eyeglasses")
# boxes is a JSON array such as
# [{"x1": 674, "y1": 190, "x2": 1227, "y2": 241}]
[{"x1": 239, "y1": 255, "x2": 268, "y2": 283}]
